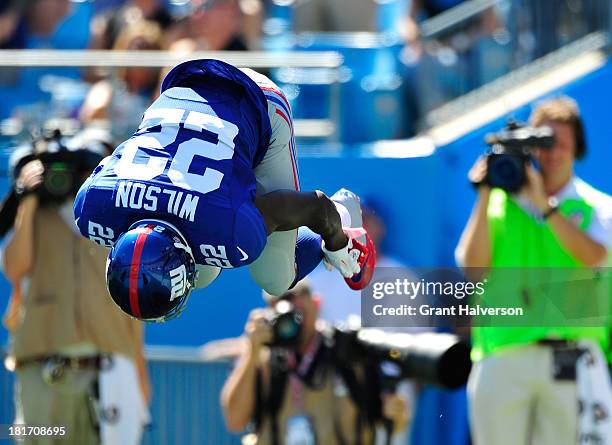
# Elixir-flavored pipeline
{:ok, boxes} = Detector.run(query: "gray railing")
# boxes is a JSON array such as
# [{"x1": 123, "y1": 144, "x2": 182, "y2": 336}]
[
  {"x1": 426, "y1": 31, "x2": 609, "y2": 138},
  {"x1": 143, "y1": 353, "x2": 240, "y2": 445},
  {"x1": 0, "y1": 50, "x2": 343, "y2": 140},
  {"x1": 411, "y1": 0, "x2": 611, "y2": 130},
  {"x1": 420, "y1": 0, "x2": 503, "y2": 38},
  {"x1": 0, "y1": 50, "x2": 342, "y2": 69}
]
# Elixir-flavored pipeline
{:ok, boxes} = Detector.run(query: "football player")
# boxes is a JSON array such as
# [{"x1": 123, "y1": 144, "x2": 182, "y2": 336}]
[{"x1": 74, "y1": 59, "x2": 376, "y2": 322}]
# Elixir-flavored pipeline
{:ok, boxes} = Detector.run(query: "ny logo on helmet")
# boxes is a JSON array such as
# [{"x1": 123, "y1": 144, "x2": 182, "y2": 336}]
[{"x1": 169, "y1": 265, "x2": 187, "y2": 301}]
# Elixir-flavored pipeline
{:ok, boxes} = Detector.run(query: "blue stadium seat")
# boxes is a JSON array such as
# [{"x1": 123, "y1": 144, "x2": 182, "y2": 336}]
[{"x1": 263, "y1": 0, "x2": 409, "y2": 143}]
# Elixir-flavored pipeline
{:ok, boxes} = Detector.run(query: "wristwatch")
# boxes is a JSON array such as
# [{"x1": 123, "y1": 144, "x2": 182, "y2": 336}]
[{"x1": 543, "y1": 197, "x2": 559, "y2": 220}]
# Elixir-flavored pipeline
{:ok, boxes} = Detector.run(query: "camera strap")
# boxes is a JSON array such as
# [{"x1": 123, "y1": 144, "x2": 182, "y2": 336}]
[
  {"x1": 0, "y1": 189, "x2": 19, "y2": 239},
  {"x1": 257, "y1": 332, "x2": 360, "y2": 445},
  {"x1": 254, "y1": 349, "x2": 290, "y2": 445},
  {"x1": 288, "y1": 333, "x2": 324, "y2": 391}
]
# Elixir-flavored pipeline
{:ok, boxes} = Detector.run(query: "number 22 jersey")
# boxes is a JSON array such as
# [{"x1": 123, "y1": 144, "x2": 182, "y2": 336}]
[{"x1": 74, "y1": 59, "x2": 273, "y2": 268}]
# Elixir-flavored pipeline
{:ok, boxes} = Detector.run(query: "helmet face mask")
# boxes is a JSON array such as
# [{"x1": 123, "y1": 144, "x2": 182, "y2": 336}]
[{"x1": 105, "y1": 220, "x2": 198, "y2": 323}]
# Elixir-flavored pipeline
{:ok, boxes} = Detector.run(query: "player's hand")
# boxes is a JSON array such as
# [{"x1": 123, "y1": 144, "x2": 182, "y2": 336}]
[
  {"x1": 15, "y1": 159, "x2": 44, "y2": 196},
  {"x1": 244, "y1": 309, "x2": 272, "y2": 353},
  {"x1": 322, "y1": 238, "x2": 361, "y2": 278}
]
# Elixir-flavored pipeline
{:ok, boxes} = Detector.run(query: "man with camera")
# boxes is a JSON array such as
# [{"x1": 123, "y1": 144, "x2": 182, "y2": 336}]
[
  {"x1": 1, "y1": 130, "x2": 150, "y2": 444},
  {"x1": 221, "y1": 279, "x2": 410, "y2": 445},
  {"x1": 456, "y1": 96, "x2": 612, "y2": 444}
]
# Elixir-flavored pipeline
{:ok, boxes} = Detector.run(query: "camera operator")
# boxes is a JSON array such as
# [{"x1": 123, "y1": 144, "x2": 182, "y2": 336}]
[
  {"x1": 1, "y1": 128, "x2": 150, "y2": 445},
  {"x1": 456, "y1": 96, "x2": 612, "y2": 445},
  {"x1": 220, "y1": 279, "x2": 410, "y2": 445}
]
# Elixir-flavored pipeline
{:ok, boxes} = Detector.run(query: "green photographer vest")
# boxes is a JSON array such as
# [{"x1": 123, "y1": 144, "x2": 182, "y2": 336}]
[{"x1": 471, "y1": 187, "x2": 610, "y2": 361}]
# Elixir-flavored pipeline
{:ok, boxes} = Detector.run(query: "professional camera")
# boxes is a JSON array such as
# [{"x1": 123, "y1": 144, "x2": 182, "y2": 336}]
[
  {"x1": 263, "y1": 300, "x2": 304, "y2": 348},
  {"x1": 13, "y1": 127, "x2": 104, "y2": 205},
  {"x1": 333, "y1": 326, "x2": 471, "y2": 389},
  {"x1": 484, "y1": 120, "x2": 555, "y2": 192},
  {"x1": 0, "y1": 120, "x2": 110, "y2": 239}
]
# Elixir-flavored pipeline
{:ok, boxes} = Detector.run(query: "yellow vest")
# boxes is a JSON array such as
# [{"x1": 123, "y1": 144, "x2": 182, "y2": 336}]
[{"x1": 472, "y1": 189, "x2": 610, "y2": 360}]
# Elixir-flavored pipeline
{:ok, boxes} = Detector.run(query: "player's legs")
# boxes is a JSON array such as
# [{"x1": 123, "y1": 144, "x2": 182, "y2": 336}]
[
  {"x1": 248, "y1": 91, "x2": 300, "y2": 295},
  {"x1": 249, "y1": 231, "x2": 298, "y2": 296},
  {"x1": 246, "y1": 76, "x2": 369, "y2": 295},
  {"x1": 248, "y1": 129, "x2": 366, "y2": 295},
  {"x1": 194, "y1": 264, "x2": 221, "y2": 289}
]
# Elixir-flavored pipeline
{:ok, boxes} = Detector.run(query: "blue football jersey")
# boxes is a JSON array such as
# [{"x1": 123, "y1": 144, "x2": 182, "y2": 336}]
[{"x1": 74, "y1": 59, "x2": 272, "y2": 268}]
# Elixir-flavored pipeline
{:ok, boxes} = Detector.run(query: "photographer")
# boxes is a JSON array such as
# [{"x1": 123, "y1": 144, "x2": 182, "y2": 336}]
[
  {"x1": 220, "y1": 280, "x2": 410, "y2": 444},
  {"x1": 456, "y1": 96, "x2": 612, "y2": 445},
  {"x1": 1, "y1": 129, "x2": 150, "y2": 445}
]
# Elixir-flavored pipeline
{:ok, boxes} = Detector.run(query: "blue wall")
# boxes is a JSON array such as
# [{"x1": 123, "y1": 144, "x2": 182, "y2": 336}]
[{"x1": 1, "y1": 58, "x2": 611, "y2": 348}]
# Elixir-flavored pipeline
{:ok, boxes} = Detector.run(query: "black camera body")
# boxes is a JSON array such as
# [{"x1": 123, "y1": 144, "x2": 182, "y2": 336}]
[
  {"x1": 260, "y1": 297, "x2": 472, "y2": 389},
  {"x1": 264, "y1": 301, "x2": 304, "y2": 348},
  {"x1": 484, "y1": 121, "x2": 555, "y2": 193},
  {"x1": 333, "y1": 326, "x2": 472, "y2": 389},
  {"x1": 0, "y1": 122, "x2": 109, "y2": 239},
  {"x1": 14, "y1": 148, "x2": 103, "y2": 206},
  {"x1": 13, "y1": 129, "x2": 104, "y2": 206},
  {"x1": 262, "y1": 310, "x2": 472, "y2": 388}
]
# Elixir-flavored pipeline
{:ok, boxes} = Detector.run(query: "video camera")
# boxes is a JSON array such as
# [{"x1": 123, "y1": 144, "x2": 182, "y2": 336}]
[
  {"x1": 484, "y1": 120, "x2": 555, "y2": 192},
  {"x1": 0, "y1": 119, "x2": 110, "y2": 239},
  {"x1": 14, "y1": 142, "x2": 103, "y2": 206}
]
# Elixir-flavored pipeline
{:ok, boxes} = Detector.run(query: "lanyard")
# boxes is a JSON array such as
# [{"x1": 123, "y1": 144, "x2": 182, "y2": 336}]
[{"x1": 288, "y1": 333, "x2": 322, "y2": 413}]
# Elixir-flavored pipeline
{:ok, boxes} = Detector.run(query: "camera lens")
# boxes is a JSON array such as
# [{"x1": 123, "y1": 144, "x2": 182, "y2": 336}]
[
  {"x1": 275, "y1": 313, "x2": 302, "y2": 341},
  {"x1": 44, "y1": 163, "x2": 73, "y2": 197},
  {"x1": 269, "y1": 301, "x2": 304, "y2": 347},
  {"x1": 487, "y1": 154, "x2": 525, "y2": 193}
]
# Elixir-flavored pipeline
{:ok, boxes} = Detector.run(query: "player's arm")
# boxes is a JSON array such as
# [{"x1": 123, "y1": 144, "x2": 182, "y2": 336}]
[{"x1": 255, "y1": 190, "x2": 348, "y2": 251}]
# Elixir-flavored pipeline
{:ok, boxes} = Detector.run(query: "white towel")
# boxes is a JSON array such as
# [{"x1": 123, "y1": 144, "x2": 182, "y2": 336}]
[
  {"x1": 577, "y1": 341, "x2": 612, "y2": 444},
  {"x1": 98, "y1": 354, "x2": 151, "y2": 445}
]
